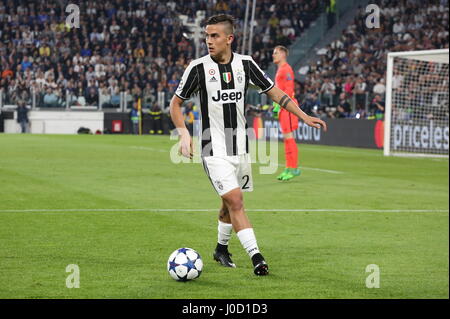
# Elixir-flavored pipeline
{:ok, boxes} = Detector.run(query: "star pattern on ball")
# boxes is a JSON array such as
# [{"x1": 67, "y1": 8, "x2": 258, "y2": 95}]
[
  {"x1": 168, "y1": 261, "x2": 179, "y2": 272},
  {"x1": 168, "y1": 248, "x2": 203, "y2": 281},
  {"x1": 183, "y1": 258, "x2": 195, "y2": 271}
]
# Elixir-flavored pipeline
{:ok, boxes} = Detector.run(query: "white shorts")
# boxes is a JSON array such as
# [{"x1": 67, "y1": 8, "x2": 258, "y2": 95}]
[{"x1": 201, "y1": 154, "x2": 253, "y2": 197}]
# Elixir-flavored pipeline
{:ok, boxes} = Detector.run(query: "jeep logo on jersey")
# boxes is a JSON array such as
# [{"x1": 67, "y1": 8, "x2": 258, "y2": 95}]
[
  {"x1": 211, "y1": 90, "x2": 243, "y2": 103},
  {"x1": 222, "y1": 72, "x2": 232, "y2": 83}
]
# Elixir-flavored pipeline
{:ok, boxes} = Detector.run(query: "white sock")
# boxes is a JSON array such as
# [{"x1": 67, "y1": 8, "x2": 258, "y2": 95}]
[
  {"x1": 217, "y1": 221, "x2": 233, "y2": 245},
  {"x1": 236, "y1": 228, "x2": 260, "y2": 258}
]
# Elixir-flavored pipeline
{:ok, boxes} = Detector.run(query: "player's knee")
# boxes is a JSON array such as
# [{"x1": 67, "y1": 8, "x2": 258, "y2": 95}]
[{"x1": 223, "y1": 196, "x2": 243, "y2": 213}]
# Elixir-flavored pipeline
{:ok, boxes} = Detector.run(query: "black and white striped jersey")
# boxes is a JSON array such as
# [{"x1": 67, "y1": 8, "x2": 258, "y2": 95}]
[{"x1": 175, "y1": 52, "x2": 274, "y2": 157}]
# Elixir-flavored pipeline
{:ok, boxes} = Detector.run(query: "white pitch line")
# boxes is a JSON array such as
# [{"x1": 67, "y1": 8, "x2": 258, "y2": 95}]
[
  {"x1": 0, "y1": 208, "x2": 214, "y2": 213},
  {"x1": 291, "y1": 165, "x2": 343, "y2": 175},
  {"x1": 250, "y1": 209, "x2": 449, "y2": 213},
  {"x1": 269, "y1": 163, "x2": 344, "y2": 174},
  {"x1": 256, "y1": 163, "x2": 344, "y2": 174},
  {"x1": 130, "y1": 146, "x2": 167, "y2": 153},
  {"x1": 0, "y1": 208, "x2": 447, "y2": 213}
]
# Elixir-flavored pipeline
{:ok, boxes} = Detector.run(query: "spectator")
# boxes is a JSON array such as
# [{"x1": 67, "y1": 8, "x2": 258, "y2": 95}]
[
  {"x1": 343, "y1": 76, "x2": 355, "y2": 97},
  {"x1": 332, "y1": 77, "x2": 344, "y2": 105},
  {"x1": 215, "y1": 1, "x2": 230, "y2": 12},
  {"x1": 124, "y1": 88, "x2": 134, "y2": 109},
  {"x1": 143, "y1": 83, "x2": 156, "y2": 108},
  {"x1": 74, "y1": 82, "x2": 87, "y2": 106},
  {"x1": 184, "y1": 101, "x2": 195, "y2": 135},
  {"x1": 86, "y1": 66, "x2": 96, "y2": 82},
  {"x1": 354, "y1": 76, "x2": 368, "y2": 109},
  {"x1": 43, "y1": 88, "x2": 59, "y2": 108},
  {"x1": 99, "y1": 86, "x2": 112, "y2": 109},
  {"x1": 268, "y1": 13, "x2": 280, "y2": 29},
  {"x1": 320, "y1": 77, "x2": 335, "y2": 106},
  {"x1": 335, "y1": 93, "x2": 351, "y2": 118},
  {"x1": 167, "y1": 73, "x2": 180, "y2": 94},
  {"x1": 392, "y1": 17, "x2": 406, "y2": 34},
  {"x1": 302, "y1": 93, "x2": 321, "y2": 116},
  {"x1": 1, "y1": 64, "x2": 13, "y2": 79},
  {"x1": 20, "y1": 56, "x2": 32, "y2": 72},
  {"x1": 149, "y1": 103, "x2": 163, "y2": 135},
  {"x1": 110, "y1": 87, "x2": 121, "y2": 108},
  {"x1": 373, "y1": 78, "x2": 386, "y2": 96},
  {"x1": 130, "y1": 101, "x2": 140, "y2": 135},
  {"x1": 370, "y1": 94, "x2": 385, "y2": 120},
  {"x1": 156, "y1": 82, "x2": 168, "y2": 111},
  {"x1": 85, "y1": 86, "x2": 99, "y2": 106},
  {"x1": 39, "y1": 42, "x2": 51, "y2": 57},
  {"x1": 16, "y1": 100, "x2": 29, "y2": 133}
]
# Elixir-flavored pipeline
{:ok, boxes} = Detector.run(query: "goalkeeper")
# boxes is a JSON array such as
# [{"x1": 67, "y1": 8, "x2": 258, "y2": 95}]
[{"x1": 272, "y1": 46, "x2": 300, "y2": 181}]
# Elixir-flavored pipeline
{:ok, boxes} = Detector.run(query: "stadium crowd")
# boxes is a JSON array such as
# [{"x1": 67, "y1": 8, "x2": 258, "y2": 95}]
[
  {"x1": 0, "y1": 0, "x2": 323, "y2": 112},
  {"x1": 298, "y1": 0, "x2": 449, "y2": 119},
  {"x1": 1, "y1": 0, "x2": 447, "y2": 122}
]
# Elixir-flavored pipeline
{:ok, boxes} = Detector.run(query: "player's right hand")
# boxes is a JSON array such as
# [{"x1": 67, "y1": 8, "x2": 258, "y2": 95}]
[
  {"x1": 304, "y1": 116, "x2": 327, "y2": 132},
  {"x1": 179, "y1": 133, "x2": 193, "y2": 159}
]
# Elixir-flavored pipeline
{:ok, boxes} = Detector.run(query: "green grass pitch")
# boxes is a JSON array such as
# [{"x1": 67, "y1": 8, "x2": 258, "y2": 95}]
[{"x1": 0, "y1": 134, "x2": 448, "y2": 299}]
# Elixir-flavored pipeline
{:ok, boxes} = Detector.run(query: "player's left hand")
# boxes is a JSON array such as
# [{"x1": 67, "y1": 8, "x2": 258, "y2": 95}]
[{"x1": 304, "y1": 116, "x2": 327, "y2": 132}]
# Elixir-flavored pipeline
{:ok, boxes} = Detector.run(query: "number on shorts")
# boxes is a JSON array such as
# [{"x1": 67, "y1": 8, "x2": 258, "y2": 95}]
[{"x1": 242, "y1": 175, "x2": 250, "y2": 190}]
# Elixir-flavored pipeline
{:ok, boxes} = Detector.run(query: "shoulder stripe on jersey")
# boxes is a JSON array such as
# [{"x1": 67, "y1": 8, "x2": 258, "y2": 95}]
[
  {"x1": 218, "y1": 63, "x2": 238, "y2": 156},
  {"x1": 178, "y1": 66, "x2": 199, "y2": 99},
  {"x1": 245, "y1": 122, "x2": 249, "y2": 153},
  {"x1": 243, "y1": 60, "x2": 251, "y2": 154},
  {"x1": 197, "y1": 63, "x2": 213, "y2": 157},
  {"x1": 228, "y1": 63, "x2": 238, "y2": 156},
  {"x1": 243, "y1": 60, "x2": 250, "y2": 93},
  {"x1": 248, "y1": 60, "x2": 273, "y2": 92}
]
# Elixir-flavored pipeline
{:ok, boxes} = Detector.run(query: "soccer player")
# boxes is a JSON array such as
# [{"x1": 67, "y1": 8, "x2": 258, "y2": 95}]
[
  {"x1": 272, "y1": 46, "x2": 300, "y2": 181},
  {"x1": 169, "y1": 14, "x2": 327, "y2": 276}
]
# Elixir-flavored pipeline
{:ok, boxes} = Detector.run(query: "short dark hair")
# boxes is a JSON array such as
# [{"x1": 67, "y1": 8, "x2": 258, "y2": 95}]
[
  {"x1": 205, "y1": 14, "x2": 235, "y2": 34},
  {"x1": 275, "y1": 45, "x2": 289, "y2": 56}
]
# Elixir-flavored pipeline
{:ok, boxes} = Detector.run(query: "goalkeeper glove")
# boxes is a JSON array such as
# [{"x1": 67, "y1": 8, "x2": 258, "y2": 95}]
[{"x1": 272, "y1": 102, "x2": 280, "y2": 119}]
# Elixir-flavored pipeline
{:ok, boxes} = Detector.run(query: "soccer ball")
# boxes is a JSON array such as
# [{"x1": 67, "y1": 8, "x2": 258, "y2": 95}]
[{"x1": 167, "y1": 247, "x2": 203, "y2": 281}]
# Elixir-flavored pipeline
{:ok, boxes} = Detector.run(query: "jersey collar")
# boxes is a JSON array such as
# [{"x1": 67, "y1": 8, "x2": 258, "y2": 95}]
[{"x1": 209, "y1": 52, "x2": 234, "y2": 65}]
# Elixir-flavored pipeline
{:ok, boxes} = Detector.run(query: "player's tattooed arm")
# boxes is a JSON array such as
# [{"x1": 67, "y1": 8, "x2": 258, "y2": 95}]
[
  {"x1": 266, "y1": 86, "x2": 327, "y2": 131},
  {"x1": 278, "y1": 94, "x2": 291, "y2": 109}
]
